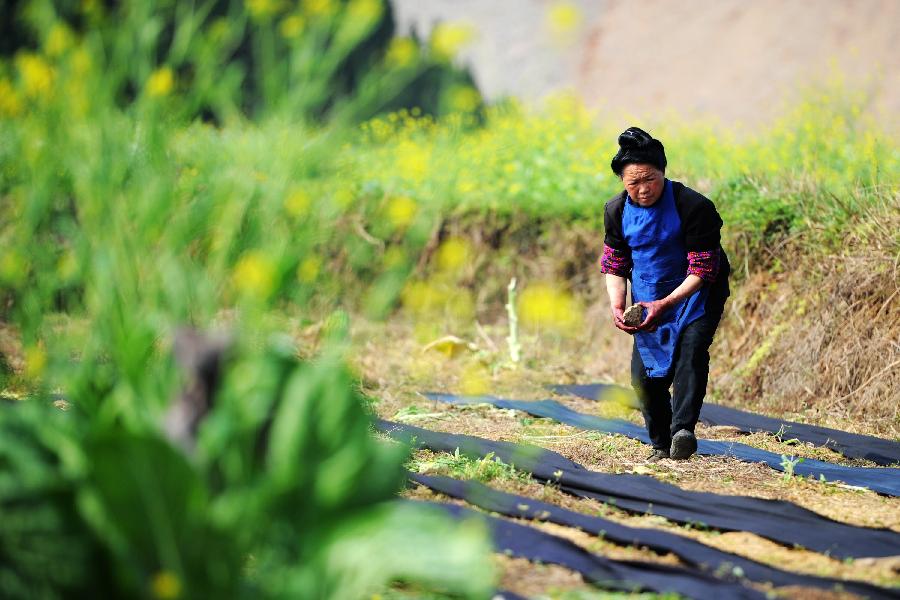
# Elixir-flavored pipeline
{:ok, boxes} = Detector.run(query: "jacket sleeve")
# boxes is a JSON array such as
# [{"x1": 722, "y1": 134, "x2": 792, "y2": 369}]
[
  {"x1": 678, "y1": 190, "x2": 724, "y2": 252},
  {"x1": 599, "y1": 244, "x2": 633, "y2": 277},
  {"x1": 600, "y1": 194, "x2": 632, "y2": 277},
  {"x1": 603, "y1": 194, "x2": 629, "y2": 251}
]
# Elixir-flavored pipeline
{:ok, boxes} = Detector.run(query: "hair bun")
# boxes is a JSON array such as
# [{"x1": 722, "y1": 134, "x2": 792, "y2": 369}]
[
  {"x1": 618, "y1": 126, "x2": 654, "y2": 149},
  {"x1": 610, "y1": 126, "x2": 667, "y2": 176}
]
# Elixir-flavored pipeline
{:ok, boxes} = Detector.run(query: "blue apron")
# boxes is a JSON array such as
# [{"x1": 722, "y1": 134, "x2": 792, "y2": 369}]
[{"x1": 623, "y1": 179, "x2": 708, "y2": 377}]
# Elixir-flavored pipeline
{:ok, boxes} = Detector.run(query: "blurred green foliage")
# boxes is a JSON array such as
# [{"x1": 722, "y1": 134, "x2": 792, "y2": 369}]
[{"x1": 0, "y1": 1, "x2": 495, "y2": 598}]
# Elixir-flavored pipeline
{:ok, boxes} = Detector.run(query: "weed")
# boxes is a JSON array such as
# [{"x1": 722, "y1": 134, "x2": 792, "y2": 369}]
[
  {"x1": 780, "y1": 454, "x2": 806, "y2": 481},
  {"x1": 411, "y1": 449, "x2": 531, "y2": 485}
]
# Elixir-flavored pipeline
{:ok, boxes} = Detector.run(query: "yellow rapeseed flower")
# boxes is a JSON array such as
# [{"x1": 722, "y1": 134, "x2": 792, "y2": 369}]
[
  {"x1": 547, "y1": 2, "x2": 582, "y2": 36},
  {"x1": 460, "y1": 361, "x2": 490, "y2": 395},
  {"x1": 435, "y1": 238, "x2": 470, "y2": 273},
  {"x1": 0, "y1": 251, "x2": 26, "y2": 285},
  {"x1": 232, "y1": 251, "x2": 277, "y2": 300},
  {"x1": 151, "y1": 570, "x2": 182, "y2": 599},
  {"x1": 518, "y1": 282, "x2": 583, "y2": 333},
  {"x1": 284, "y1": 188, "x2": 312, "y2": 217},
  {"x1": 447, "y1": 85, "x2": 480, "y2": 113},
  {"x1": 246, "y1": 0, "x2": 282, "y2": 20},
  {"x1": 297, "y1": 256, "x2": 320, "y2": 283},
  {"x1": 0, "y1": 79, "x2": 23, "y2": 118},
  {"x1": 45, "y1": 23, "x2": 74, "y2": 57},
  {"x1": 146, "y1": 67, "x2": 174, "y2": 98},
  {"x1": 280, "y1": 14, "x2": 306, "y2": 39},
  {"x1": 303, "y1": 0, "x2": 335, "y2": 17},
  {"x1": 71, "y1": 46, "x2": 92, "y2": 76},
  {"x1": 333, "y1": 188, "x2": 355, "y2": 209},
  {"x1": 430, "y1": 22, "x2": 475, "y2": 60},
  {"x1": 57, "y1": 250, "x2": 78, "y2": 281},
  {"x1": 397, "y1": 140, "x2": 429, "y2": 181},
  {"x1": 347, "y1": 0, "x2": 382, "y2": 24},
  {"x1": 16, "y1": 53, "x2": 54, "y2": 99},
  {"x1": 456, "y1": 179, "x2": 476, "y2": 195},
  {"x1": 386, "y1": 37, "x2": 417, "y2": 68},
  {"x1": 209, "y1": 18, "x2": 232, "y2": 44},
  {"x1": 385, "y1": 195, "x2": 417, "y2": 229},
  {"x1": 24, "y1": 345, "x2": 47, "y2": 380}
]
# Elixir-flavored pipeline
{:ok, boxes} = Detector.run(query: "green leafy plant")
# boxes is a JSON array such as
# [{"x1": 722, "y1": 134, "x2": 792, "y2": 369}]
[{"x1": 779, "y1": 454, "x2": 806, "y2": 481}]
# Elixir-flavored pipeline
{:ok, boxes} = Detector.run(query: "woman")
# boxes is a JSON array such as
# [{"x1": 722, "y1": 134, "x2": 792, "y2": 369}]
[{"x1": 600, "y1": 127, "x2": 730, "y2": 461}]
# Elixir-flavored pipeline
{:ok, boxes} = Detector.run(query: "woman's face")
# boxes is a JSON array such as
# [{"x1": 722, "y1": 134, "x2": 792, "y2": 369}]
[{"x1": 621, "y1": 163, "x2": 665, "y2": 207}]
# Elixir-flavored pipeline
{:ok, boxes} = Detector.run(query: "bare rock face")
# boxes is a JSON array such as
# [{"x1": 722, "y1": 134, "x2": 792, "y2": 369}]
[{"x1": 623, "y1": 304, "x2": 643, "y2": 327}]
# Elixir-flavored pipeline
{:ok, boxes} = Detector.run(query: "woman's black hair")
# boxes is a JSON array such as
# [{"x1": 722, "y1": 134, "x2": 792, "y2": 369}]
[{"x1": 610, "y1": 127, "x2": 667, "y2": 176}]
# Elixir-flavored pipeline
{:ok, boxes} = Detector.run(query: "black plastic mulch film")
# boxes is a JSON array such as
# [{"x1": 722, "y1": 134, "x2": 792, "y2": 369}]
[
  {"x1": 423, "y1": 392, "x2": 900, "y2": 497},
  {"x1": 413, "y1": 500, "x2": 767, "y2": 600},
  {"x1": 376, "y1": 420, "x2": 900, "y2": 559},
  {"x1": 549, "y1": 382, "x2": 900, "y2": 466},
  {"x1": 409, "y1": 473, "x2": 898, "y2": 599}
]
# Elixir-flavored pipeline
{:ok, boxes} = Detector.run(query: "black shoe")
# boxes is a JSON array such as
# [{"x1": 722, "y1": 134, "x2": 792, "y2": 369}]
[
  {"x1": 670, "y1": 429, "x2": 697, "y2": 460},
  {"x1": 647, "y1": 448, "x2": 669, "y2": 462}
]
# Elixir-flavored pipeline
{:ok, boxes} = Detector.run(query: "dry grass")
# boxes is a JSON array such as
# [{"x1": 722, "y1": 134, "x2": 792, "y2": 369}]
[{"x1": 714, "y1": 198, "x2": 900, "y2": 437}]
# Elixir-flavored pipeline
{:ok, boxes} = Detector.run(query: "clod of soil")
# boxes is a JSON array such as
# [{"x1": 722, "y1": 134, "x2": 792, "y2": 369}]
[{"x1": 623, "y1": 304, "x2": 643, "y2": 327}]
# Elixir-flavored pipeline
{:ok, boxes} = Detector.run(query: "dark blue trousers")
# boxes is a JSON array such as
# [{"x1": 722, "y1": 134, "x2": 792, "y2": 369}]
[{"x1": 631, "y1": 279, "x2": 730, "y2": 450}]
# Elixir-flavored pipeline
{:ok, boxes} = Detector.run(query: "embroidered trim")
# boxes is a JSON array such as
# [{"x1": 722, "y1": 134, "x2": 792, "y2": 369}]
[
  {"x1": 599, "y1": 244, "x2": 632, "y2": 277},
  {"x1": 686, "y1": 249, "x2": 720, "y2": 282}
]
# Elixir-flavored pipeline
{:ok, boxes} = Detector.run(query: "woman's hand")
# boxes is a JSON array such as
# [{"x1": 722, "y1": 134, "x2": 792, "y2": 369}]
[
  {"x1": 606, "y1": 274, "x2": 640, "y2": 334},
  {"x1": 635, "y1": 299, "x2": 672, "y2": 331},
  {"x1": 611, "y1": 305, "x2": 640, "y2": 334}
]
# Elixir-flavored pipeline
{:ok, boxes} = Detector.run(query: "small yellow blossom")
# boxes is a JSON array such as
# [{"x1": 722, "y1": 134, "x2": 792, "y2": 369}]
[
  {"x1": 402, "y1": 279, "x2": 474, "y2": 321},
  {"x1": 24, "y1": 345, "x2": 47, "y2": 380},
  {"x1": 232, "y1": 251, "x2": 277, "y2": 300},
  {"x1": 303, "y1": 0, "x2": 335, "y2": 17},
  {"x1": 146, "y1": 67, "x2": 174, "y2": 98},
  {"x1": 0, "y1": 79, "x2": 23, "y2": 118},
  {"x1": 397, "y1": 141, "x2": 429, "y2": 181},
  {"x1": 435, "y1": 238, "x2": 470, "y2": 273},
  {"x1": 447, "y1": 85, "x2": 480, "y2": 113},
  {"x1": 284, "y1": 188, "x2": 312, "y2": 217},
  {"x1": 45, "y1": 23, "x2": 75, "y2": 57},
  {"x1": 71, "y1": 46, "x2": 92, "y2": 76},
  {"x1": 456, "y1": 179, "x2": 476, "y2": 195},
  {"x1": 430, "y1": 23, "x2": 475, "y2": 60},
  {"x1": 17, "y1": 53, "x2": 54, "y2": 99},
  {"x1": 209, "y1": 18, "x2": 232, "y2": 43},
  {"x1": 246, "y1": 0, "x2": 282, "y2": 20},
  {"x1": 57, "y1": 250, "x2": 78, "y2": 281},
  {"x1": 297, "y1": 256, "x2": 320, "y2": 283},
  {"x1": 518, "y1": 282, "x2": 583, "y2": 333},
  {"x1": 347, "y1": 0, "x2": 382, "y2": 24},
  {"x1": 280, "y1": 14, "x2": 306, "y2": 39},
  {"x1": 151, "y1": 570, "x2": 182, "y2": 600},
  {"x1": 547, "y1": 2, "x2": 582, "y2": 37},
  {"x1": 386, "y1": 37, "x2": 417, "y2": 68},
  {"x1": 333, "y1": 188, "x2": 355, "y2": 209},
  {"x1": 385, "y1": 195, "x2": 417, "y2": 229},
  {"x1": 460, "y1": 361, "x2": 490, "y2": 395},
  {"x1": 0, "y1": 251, "x2": 26, "y2": 285}
]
